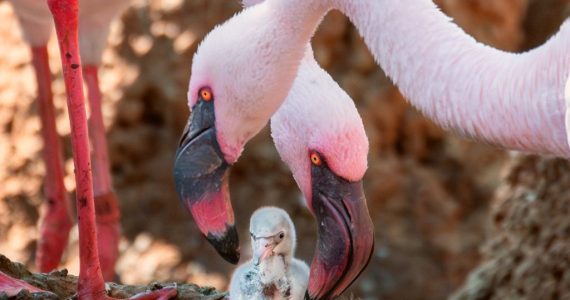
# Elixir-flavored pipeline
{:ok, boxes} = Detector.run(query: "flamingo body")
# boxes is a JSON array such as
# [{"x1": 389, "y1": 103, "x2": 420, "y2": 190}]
[{"x1": 9, "y1": 0, "x2": 130, "y2": 64}]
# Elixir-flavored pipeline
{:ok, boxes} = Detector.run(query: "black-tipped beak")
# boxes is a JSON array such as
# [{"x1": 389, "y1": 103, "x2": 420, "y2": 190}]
[
  {"x1": 173, "y1": 99, "x2": 240, "y2": 264},
  {"x1": 306, "y1": 162, "x2": 374, "y2": 300}
]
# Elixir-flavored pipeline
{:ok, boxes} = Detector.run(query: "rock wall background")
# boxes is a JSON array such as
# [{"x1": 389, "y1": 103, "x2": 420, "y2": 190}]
[
  {"x1": 452, "y1": 156, "x2": 570, "y2": 300},
  {"x1": 0, "y1": 0, "x2": 567, "y2": 299}
]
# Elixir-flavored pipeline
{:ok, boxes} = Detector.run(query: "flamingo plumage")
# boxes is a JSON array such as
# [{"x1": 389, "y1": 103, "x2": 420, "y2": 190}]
[{"x1": 335, "y1": 0, "x2": 570, "y2": 157}]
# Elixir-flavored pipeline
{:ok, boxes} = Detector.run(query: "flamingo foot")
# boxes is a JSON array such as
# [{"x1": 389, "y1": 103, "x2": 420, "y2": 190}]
[
  {"x1": 95, "y1": 192, "x2": 121, "y2": 282},
  {"x1": 0, "y1": 271, "x2": 56, "y2": 298},
  {"x1": 36, "y1": 203, "x2": 73, "y2": 273},
  {"x1": 0, "y1": 270, "x2": 176, "y2": 300}
]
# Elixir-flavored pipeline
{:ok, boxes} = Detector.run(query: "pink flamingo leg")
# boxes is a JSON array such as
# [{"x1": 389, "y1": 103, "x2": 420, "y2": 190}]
[
  {"x1": 31, "y1": 46, "x2": 73, "y2": 273},
  {"x1": 83, "y1": 65, "x2": 120, "y2": 282},
  {"x1": 46, "y1": 0, "x2": 106, "y2": 297},
  {"x1": 46, "y1": 1, "x2": 175, "y2": 298},
  {"x1": 0, "y1": 271, "x2": 51, "y2": 297},
  {"x1": 0, "y1": 270, "x2": 176, "y2": 299}
]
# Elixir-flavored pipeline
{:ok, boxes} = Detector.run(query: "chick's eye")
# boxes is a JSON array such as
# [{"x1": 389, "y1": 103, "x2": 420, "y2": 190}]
[
  {"x1": 278, "y1": 232, "x2": 285, "y2": 239},
  {"x1": 199, "y1": 87, "x2": 213, "y2": 102},
  {"x1": 310, "y1": 152, "x2": 321, "y2": 166}
]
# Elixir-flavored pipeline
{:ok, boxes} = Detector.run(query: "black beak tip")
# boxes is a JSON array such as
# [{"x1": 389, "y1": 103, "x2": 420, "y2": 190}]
[
  {"x1": 206, "y1": 225, "x2": 240, "y2": 264},
  {"x1": 304, "y1": 292, "x2": 316, "y2": 300}
]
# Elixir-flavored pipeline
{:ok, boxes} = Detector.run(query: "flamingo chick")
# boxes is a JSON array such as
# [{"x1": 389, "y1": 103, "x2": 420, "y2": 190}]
[
  {"x1": 229, "y1": 207, "x2": 309, "y2": 300},
  {"x1": 7, "y1": 0, "x2": 129, "y2": 279}
]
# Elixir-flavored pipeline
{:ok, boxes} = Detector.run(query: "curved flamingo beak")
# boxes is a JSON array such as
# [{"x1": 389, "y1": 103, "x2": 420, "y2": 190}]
[
  {"x1": 305, "y1": 161, "x2": 374, "y2": 300},
  {"x1": 173, "y1": 99, "x2": 240, "y2": 264}
]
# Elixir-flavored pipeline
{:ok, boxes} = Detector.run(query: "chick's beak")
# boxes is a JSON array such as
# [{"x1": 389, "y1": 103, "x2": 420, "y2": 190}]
[
  {"x1": 252, "y1": 237, "x2": 276, "y2": 266},
  {"x1": 173, "y1": 99, "x2": 240, "y2": 264},
  {"x1": 305, "y1": 164, "x2": 374, "y2": 300}
]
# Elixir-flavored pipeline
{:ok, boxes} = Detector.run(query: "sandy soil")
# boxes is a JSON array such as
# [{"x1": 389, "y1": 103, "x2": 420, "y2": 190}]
[{"x1": 0, "y1": 0, "x2": 566, "y2": 299}]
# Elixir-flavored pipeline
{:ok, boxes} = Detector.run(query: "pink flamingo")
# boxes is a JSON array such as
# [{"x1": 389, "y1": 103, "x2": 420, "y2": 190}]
[
  {"x1": 270, "y1": 48, "x2": 375, "y2": 299},
  {"x1": 1, "y1": 0, "x2": 176, "y2": 299},
  {"x1": 174, "y1": 0, "x2": 568, "y2": 298},
  {"x1": 175, "y1": 1, "x2": 373, "y2": 299},
  {"x1": 248, "y1": 4, "x2": 377, "y2": 294},
  {"x1": 7, "y1": 0, "x2": 130, "y2": 279}
]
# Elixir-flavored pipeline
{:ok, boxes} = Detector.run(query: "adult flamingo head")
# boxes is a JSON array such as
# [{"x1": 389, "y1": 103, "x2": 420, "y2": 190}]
[
  {"x1": 271, "y1": 53, "x2": 374, "y2": 299},
  {"x1": 173, "y1": 1, "x2": 325, "y2": 264},
  {"x1": 174, "y1": 1, "x2": 374, "y2": 297}
]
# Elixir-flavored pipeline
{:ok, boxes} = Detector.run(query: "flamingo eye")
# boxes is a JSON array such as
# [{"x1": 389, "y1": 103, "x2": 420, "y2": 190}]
[
  {"x1": 199, "y1": 87, "x2": 213, "y2": 102},
  {"x1": 278, "y1": 232, "x2": 285, "y2": 239},
  {"x1": 310, "y1": 152, "x2": 321, "y2": 166}
]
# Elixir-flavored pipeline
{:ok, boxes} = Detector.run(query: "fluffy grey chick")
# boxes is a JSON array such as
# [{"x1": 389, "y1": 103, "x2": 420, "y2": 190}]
[{"x1": 229, "y1": 207, "x2": 309, "y2": 300}]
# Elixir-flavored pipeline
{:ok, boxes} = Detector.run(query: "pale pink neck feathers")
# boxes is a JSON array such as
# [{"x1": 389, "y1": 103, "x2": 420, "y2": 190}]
[
  {"x1": 335, "y1": 0, "x2": 570, "y2": 157},
  {"x1": 193, "y1": 0, "x2": 570, "y2": 164}
]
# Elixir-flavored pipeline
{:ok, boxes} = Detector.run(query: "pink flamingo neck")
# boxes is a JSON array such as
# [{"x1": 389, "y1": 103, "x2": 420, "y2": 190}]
[
  {"x1": 333, "y1": 0, "x2": 570, "y2": 157},
  {"x1": 30, "y1": 45, "x2": 73, "y2": 273},
  {"x1": 46, "y1": 0, "x2": 105, "y2": 297}
]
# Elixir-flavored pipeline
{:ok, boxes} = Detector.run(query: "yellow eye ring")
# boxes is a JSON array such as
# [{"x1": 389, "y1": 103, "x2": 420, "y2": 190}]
[
  {"x1": 310, "y1": 152, "x2": 321, "y2": 166},
  {"x1": 199, "y1": 87, "x2": 213, "y2": 102}
]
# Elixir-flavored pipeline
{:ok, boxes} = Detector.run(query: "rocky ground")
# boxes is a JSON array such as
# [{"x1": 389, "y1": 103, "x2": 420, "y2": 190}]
[
  {"x1": 0, "y1": 254, "x2": 224, "y2": 299},
  {"x1": 0, "y1": 0, "x2": 568, "y2": 299},
  {"x1": 451, "y1": 156, "x2": 570, "y2": 300}
]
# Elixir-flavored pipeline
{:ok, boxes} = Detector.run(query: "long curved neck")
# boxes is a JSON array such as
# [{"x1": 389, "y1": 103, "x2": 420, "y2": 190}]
[
  {"x1": 333, "y1": 0, "x2": 570, "y2": 157},
  {"x1": 211, "y1": 0, "x2": 330, "y2": 160}
]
